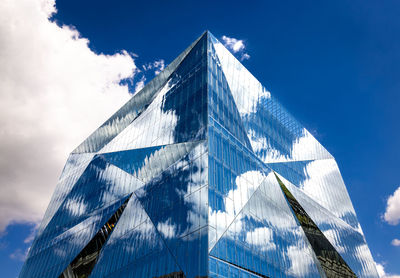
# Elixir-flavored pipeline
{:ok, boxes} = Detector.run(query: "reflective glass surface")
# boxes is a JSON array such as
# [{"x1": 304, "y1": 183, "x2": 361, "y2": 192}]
[
  {"x1": 277, "y1": 174, "x2": 378, "y2": 278},
  {"x1": 20, "y1": 31, "x2": 378, "y2": 278}
]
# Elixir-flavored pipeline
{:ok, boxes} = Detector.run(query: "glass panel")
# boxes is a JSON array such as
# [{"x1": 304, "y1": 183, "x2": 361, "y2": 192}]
[
  {"x1": 98, "y1": 34, "x2": 208, "y2": 153},
  {"x1": 278, "y1": 174, "x2": 379, "y2": 278},
  {"x1": 100, "y1": 141, "x2": 198, "y2": 184},
  {"x1": 89, "y1": 195, "x2": 181, "y2": 278},
  {"x1": 267, "y1": 159, "x2": 361, "y2": 229},
  {"x1": 209, "y1": 171, "x2": 322, "y2": 278},
  {"x1": 59, "y1": 196, "x2": 131, "y2": 278},
  {"x1": 209, "y1": 32, "x2": 332, "y2": 163},
  {"x1": 19, "y1": 196, "x2": 130, "y2": 278},
  {"x1": 275, "y1": 174, "x2": 356, "y2": 278},
  {"x1": 73, "y1": 32, "x2": 205, "y2": 154},
  {"x1": 135, "y1": 142, "x2": 209, "y2": 278}
]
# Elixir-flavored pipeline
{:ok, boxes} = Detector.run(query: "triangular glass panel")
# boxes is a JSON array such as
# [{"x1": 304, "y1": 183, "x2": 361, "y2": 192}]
[
  {"x1": 73, "y1": 32, "x2": 206, "y2": 154},
  {"x1": 99, "y1": 141, "x2": 200, "y2": 184},
  {"x1": 134, "y1": 142, "x2": 209, "y2": 278},
  {"x1": 19, "y1": 196, "x2": 130, "y2": 278},
  {"x1": 207, "y1": 36, "x2": 253, "y2": 150},
  {"x1": 97, "y1": 34, "x2": 208, "y2": 153},
  {"x1": 210, "y1": 171, "x2": 323, "y2": 278},
  {"x1": 59, "y1": 195, "x2": 131, "y2": 277},
  {"x1": 267, "y1": 159, "x2": 361, "y2": 229},
  {"x1": 276, "y1": 173, "x2": 379, "y2": 278},
  {"x1": 35, "y1": 152, "x2": 95, "y2": 237},
  {"x1": 89, "y1": 194, "x2": 183, "y2": 278},
  {"x1": 208, "y1": 117, "x2": 268, "y2": 249},
  {"x1": 275, "y1": 173, "x2": 357, "y2": 278},
  {"x1": 31, "y1": 156, "x2": 143, "y2": 253}
]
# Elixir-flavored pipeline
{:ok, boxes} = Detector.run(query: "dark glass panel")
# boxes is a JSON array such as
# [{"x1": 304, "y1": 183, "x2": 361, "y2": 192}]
[
  {"x1": 275, "y1": 173, "x2": 357, "y2": 278},
  {"x1": 59, "y1": 196, "x2": 131, "y2": 278}
]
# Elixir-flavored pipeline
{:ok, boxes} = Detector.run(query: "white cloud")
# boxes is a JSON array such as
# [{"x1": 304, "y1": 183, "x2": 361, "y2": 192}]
[
  {"x1": 153, "y1": 59, "x2": 165, "y2": 75},
  {"x1": 222, "y1": 35, "x2": 245, "y2": 53},
  {"x1": 391, "y1": 238, "x2": 400, "y2": 246},
  {"x1": 221, "y1": 35, "x2": 250, "y2": 61},
  {"x1": 133, "y1": 59, "x2": 165, "y2": 93},
  {"x1": 0, "y1": 0, "x2": 137, "y2": 232},
  {"x1": 383, "y1": 186, "x2": 400, "y2": 225},
  {"x1": 375, "y1": 262, "x2": 400, "y2": 278},
  {"x1": 142, "y1": 59, "x2": 165, "y2": 75}
]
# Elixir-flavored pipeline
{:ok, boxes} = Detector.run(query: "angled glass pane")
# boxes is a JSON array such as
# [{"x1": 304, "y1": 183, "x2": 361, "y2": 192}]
[
  {"x1": 210, "y1": 171, "x2": 323, "y2": 278},
  {"x1": 90, "y1": 195, "x2": 182, "y2": 278},
  {"x1": 134, "y1": 142, "x2": 209, "y2": 278},
  {"x1": 267, "y1": 159, "x2": 360, "y2": 229},
  {"x1": 277, "y1": 173, "x2": 379, "y2": 278},
  {"x1": 19, "y1": 196, "x2": 130, "y2": 278},
  {"x1": 29, "y1": 156, "x2": 143, "y2": 260},
  {"x1": 98, "y1": 34, "x2": 208, "y2": 153},
  {"x1": 36, "y1": 153, "x2": 95, "y2": 237},
  {"x1": 59, "y1": 196, "x2": 131, "y2": 277},
  {"x1": 100, "y1": 141, "x2": 199, "y2": 184},
  {"x1": 207, "y1": 35, "x2": 253, "y2": 150},
  {"x1": 208, "y1": 117, "x2": 268, "y2": 250},
  {"x1": 209, "y1": 33, "x2": 332, "y2": 163},
  {"x1": 276, "y1": 174, "x2": 356, "y2": 278},
  {"x1": 73, "y1": 32, "x2": 205, "y2": 154}
]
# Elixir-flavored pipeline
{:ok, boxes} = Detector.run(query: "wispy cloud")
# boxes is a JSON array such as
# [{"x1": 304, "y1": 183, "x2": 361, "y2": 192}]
[
  {"x1": 221, "y1": 35, "x2": 251, "y2": 61},
  {"x1": 383, "y1": 186, "x2": 400, "y2": 225},
  {"x1": 9, "y1": 248, "x2": 29, "y2": 262},
  {"x1": 0, "y1": 0, "x2": 137, "y2": 233},
  {"x1": 142, "y1": 59, "x2": 165, "y2": 75},
  {"x1": 133, "y1": 59, "x2": 166, "y2": 93}
]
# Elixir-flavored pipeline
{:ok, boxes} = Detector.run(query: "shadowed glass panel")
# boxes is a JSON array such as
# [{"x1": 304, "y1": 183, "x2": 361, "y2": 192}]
[
  {"x1": 275, "y1": 174, "x2": 356, "y2": 278},
  {"x1": 210, "y1": 171, "x2": 322, "y2": 278},
  {"x1": 277, "y1": 174, "x2": 379, "y2": 278},
  {"x1": 19, "y1": 196, "x2": 130, "y2": 278},
  {"x1": 59, "y1": 196, "x2": 131, "y2": 278},
  {"x1": 267, "y1": 159, "x2": 360, "y2": 229},
  {"x1": 89, "y1": 195, "x2": 182, "y2": 278},
  {"x1": 30, "y1": 156, "x2": 143, "y2": 257}
]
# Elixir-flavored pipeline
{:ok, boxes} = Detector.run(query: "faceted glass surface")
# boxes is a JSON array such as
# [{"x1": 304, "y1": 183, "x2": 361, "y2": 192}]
[{"x1": 20, "y1": 31, "x2": 378, "y2": 278}]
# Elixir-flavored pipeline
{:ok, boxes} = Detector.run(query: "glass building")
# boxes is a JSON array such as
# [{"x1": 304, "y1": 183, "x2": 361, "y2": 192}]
[{"x1": 20, "y1": 31, "x2": 378, "y2": 278}]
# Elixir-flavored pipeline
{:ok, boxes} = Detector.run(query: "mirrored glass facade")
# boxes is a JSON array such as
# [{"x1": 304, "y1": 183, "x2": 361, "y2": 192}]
[{"x1": 20, "y1": 31, "x2": 378, "y2": 278}]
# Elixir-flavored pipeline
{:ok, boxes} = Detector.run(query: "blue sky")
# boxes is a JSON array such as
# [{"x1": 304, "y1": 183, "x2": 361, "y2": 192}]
[{"x1": 0, "y1": 0, "x2": 399, "y2": 277}]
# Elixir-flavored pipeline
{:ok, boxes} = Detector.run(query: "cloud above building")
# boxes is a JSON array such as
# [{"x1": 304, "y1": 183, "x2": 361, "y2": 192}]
[
  {"x1": 221, "y1": 35, "x2": 250, "y2": 61},
  {"x1": 0, "y1": 0, "x2": 137, "y2": 233}
]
